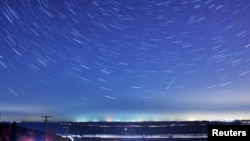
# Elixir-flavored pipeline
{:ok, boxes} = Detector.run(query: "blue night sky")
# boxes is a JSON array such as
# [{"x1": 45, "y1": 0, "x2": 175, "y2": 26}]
[{"x1": 0, "y1": 0, "x2": 250, "y2": 122}]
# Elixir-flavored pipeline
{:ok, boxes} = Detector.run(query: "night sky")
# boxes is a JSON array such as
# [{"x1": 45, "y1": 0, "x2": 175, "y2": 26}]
[{"x1": 0, "y1": 0, "x2": 250, "y2": 122}]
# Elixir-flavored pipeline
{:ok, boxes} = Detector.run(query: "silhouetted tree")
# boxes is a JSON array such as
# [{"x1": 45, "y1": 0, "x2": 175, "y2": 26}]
[{"x1": 10, "y1": 122, "x2": 17, "y2": 141}]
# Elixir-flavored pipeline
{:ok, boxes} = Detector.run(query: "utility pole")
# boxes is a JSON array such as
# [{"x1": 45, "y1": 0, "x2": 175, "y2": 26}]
[
  {"x1": 61, "y1": 122, "x2": 71, "y2": 138},
  {"x1": 41, "y1": 115, "x2": 52, "y2": 141}
]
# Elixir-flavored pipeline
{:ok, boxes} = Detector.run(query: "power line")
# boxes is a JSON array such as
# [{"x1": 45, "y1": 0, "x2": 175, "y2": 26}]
[
  {"x1": 41, "y1": 115, "x2": 52, "y2": 141},
  {"x1": 61, "y1": 122, "x2": 71, "y2": 138}
]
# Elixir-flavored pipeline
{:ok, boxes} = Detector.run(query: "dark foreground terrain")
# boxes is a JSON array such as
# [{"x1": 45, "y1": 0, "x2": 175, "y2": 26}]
[
  {"x1": 0, "y1": 122, "x2": 70, "y2": 141},
  {"x1": 1, "y1": 120, "x2": 249, "y2": 141}
]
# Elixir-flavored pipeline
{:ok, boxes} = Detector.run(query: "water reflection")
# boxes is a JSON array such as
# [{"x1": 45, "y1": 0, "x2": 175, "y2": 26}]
[{"x1": 71, "y1": 133, "x2": 207, "y2": 138}]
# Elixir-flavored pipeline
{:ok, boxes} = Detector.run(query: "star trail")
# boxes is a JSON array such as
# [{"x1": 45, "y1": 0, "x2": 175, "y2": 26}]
[{"x1": 0, "y1": 0, "x2": 250, "y2": 122}]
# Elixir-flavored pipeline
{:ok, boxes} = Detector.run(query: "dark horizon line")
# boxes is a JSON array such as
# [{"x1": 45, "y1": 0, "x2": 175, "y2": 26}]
[{"x1": 1, "y1": 119, "x2": 250, "y2": 123}]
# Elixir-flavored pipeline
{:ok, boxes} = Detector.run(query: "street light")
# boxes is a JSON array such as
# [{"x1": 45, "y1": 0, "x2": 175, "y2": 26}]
[{"x1": 41, "y1": 115, "x2": 52, "y2": 141}]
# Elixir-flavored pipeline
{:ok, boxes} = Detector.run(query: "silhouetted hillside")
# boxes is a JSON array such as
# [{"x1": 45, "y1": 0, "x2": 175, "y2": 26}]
[{"x1": 0, "y1": 122, "x2": 71, "y2": 141}]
